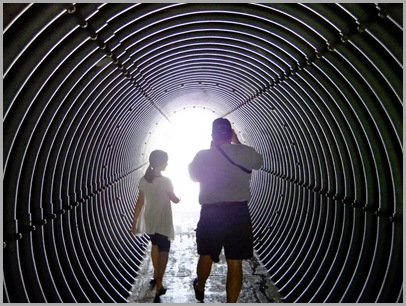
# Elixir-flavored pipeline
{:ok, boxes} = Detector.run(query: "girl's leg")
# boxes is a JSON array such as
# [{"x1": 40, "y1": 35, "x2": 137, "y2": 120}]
[
  {"x1": 151, "y1": 244, "x2": 159, "y2": 280},
  {"x1": 151, "y1": 234, "x2": 170, "y2": 294},
  {"x1": 156, "y1": 251, "x2": 169, "y2": 292}
]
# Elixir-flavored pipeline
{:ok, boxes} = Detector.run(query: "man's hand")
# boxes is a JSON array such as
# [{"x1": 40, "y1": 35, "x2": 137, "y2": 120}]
[{"x1": 231, "y1": 129, "x2": 241, "y2": 144}]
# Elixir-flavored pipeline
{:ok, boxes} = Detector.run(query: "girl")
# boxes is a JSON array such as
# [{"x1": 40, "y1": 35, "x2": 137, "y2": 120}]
[{"x1": 131, "y1": 150, "x2": 181, "y2": 302}]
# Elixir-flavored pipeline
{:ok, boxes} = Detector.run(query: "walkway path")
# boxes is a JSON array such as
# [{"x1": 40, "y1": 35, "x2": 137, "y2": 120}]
[{"x1": 127, "y1": 200, "x2": 284, "y2": 303}]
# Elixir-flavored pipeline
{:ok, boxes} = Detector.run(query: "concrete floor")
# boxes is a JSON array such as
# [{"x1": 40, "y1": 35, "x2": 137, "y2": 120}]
[{"x1": 127, "y1": 198, "x2": 284, "y2": 303}]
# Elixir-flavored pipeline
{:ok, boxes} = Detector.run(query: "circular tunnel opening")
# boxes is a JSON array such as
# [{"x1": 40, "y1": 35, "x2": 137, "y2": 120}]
[{"x1": 3, "y1": 3, "x2": 402, "y2": 303}]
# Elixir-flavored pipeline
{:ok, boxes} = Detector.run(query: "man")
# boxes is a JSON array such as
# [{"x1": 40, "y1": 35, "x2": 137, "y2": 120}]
[{"x1": 188, "y1": 117, "x2": 263, "y2": 302}]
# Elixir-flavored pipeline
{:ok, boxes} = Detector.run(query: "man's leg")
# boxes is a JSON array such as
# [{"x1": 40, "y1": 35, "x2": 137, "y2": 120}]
[
  {"x1": 196, "y1": 255, "x2": 213, "y2": 291},
  {"x1": 226, "y1": 259, "x2": 243, "y2": 303}
]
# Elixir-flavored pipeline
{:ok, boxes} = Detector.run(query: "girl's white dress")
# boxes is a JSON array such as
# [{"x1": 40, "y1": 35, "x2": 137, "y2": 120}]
[{"x1": 138, "y1": 176, "x2": 175, "y2": 240}]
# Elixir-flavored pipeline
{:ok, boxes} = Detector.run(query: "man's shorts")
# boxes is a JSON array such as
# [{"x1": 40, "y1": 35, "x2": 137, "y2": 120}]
[
  {"x1": 195, "y1": 201, "x2": 253, "y2": 263},
  {"x1": 149, "y1": 233, "x2": 171, "y2": 252}
]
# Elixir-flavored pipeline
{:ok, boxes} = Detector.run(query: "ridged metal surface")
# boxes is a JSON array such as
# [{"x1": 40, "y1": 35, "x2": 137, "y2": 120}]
[{"x1": 3, "y1": 3, "x2": 402, "y2": 302}]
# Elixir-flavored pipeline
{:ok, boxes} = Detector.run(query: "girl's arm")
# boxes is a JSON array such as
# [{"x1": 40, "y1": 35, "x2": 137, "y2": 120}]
[
  {"x1": 130, "y1": 190, "x2": 144, "y2": 234},
  {"x1": 168, "y1": 191, "x2": 181, "y2": 203}
]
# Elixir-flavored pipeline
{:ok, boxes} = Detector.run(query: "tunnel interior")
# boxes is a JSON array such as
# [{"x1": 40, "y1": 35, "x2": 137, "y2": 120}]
[{"x1": 3, "y1": 3, "x2": 403, "y2": 303}]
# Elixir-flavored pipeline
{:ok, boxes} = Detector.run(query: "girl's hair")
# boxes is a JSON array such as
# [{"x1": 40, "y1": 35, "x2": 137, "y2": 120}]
[{"x1": 144, "y1": 150, "x2": 168, "y2": 183}]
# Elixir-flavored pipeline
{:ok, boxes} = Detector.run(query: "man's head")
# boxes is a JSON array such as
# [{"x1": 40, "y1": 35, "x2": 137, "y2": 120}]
[{"x1": 212, "y1": 118, "x2": 232, "y2": 141}]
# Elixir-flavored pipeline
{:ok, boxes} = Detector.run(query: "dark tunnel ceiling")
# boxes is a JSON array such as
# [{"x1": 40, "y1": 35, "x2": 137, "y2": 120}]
[{"x1": 3, "y1": 3, "x2": 403, "y2": 303}]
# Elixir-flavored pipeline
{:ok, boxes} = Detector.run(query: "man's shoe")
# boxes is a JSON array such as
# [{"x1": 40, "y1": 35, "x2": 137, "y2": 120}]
[{"x1": 193, "y1": 278, "x2": 204, "y2": 301}]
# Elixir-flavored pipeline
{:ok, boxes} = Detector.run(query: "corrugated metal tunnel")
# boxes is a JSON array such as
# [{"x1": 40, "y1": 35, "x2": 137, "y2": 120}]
[{"x1": 3, "y1": 3, "x2": 403, "y2": 303}]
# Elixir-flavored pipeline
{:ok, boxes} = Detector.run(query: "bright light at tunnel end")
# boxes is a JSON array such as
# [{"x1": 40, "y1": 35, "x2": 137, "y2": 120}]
[
  {"x1": 146, "y1": 108, "x2": 221, "y2": 228},
  {"x1": 146, "y1": 108, "x2": 224, "y2": 205},
  {"x1": 163, "y1": 109, "x2": 217, "y2": 201}
]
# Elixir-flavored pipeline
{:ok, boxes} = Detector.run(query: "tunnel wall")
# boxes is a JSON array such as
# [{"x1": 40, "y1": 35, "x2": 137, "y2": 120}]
[{"x1": 3, "y1": 3, "x2": 402, "y2": 303}]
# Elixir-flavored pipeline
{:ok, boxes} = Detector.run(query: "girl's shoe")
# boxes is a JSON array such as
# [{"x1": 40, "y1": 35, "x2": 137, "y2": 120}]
[
  {"x1": 156, "y1": 287, "x2": 167, "y2": 296},
  {"x1": 149, "y1": 278, "x2": 157, "y2": 290}
]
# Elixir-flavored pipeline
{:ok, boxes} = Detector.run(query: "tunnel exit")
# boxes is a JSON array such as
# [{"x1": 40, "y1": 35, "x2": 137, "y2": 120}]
[{"x1": 148, "y1": 107, "x2": 219, "y2": 231}]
